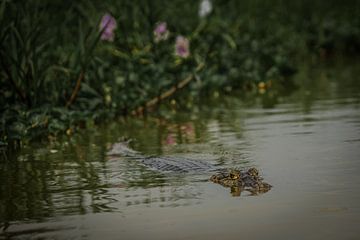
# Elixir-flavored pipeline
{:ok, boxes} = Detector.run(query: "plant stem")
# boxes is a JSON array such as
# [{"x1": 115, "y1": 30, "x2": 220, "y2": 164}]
[
  {"x1": 66, "y1": 71, "x2": 84, "y2": 108},
  {"x1": 0, "y1": 58, "x2": 28, "y2": 106},
  {"x1": 131, "y1": 63, "x2": 205, "y2": 116}
]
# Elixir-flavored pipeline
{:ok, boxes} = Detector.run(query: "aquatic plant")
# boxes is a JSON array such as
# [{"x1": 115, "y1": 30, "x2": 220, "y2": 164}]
[
  {"x1": 154, "y1": 22, "x2": 169, "y2": 42},
  {"x1": 175, "y1": 36, "x2": 190, "y2": 58},
  {"x1": 1, "y1": 0, "x2": 359, "y2": 146},
  {"x1": 199, "y1": 0, "x2": 212, "y2": 18},
  {"x1": 99, "y1": 13, "x2": 117, "y2": 41}
]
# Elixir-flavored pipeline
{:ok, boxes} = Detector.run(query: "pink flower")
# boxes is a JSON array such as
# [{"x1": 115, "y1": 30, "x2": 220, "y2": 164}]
[
  {"x1": 175, "y1": 36, "x2": 190, "y2": 58},
  {"x1": 165, "y1": 134, "x2": 176, "y2": 145},
  {"x1": 154, "y1": 22, "x2": 169, "y2": 42},
  {"x1": 99, "y1": 13, "x2": 117, "y2": 41}
]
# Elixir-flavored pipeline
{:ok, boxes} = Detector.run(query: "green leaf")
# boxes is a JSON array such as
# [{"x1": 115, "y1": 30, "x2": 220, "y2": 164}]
[
  {"x1": 48, "y1": 119, "x2": 67, "y2": 133},
  {"x1": 78, "y1": 20, "x2": 85, "y2": 61},
  {"x1": 223, "y1": 34, "x2": 237, "y2": 49},
  {"x1": 0, "y1": 0, "x2": 6, "y2": 25},
  {"x1": 10, "y1": 24, "x2": 24, "y2": 48},
  {"x1": 81, "y1": 82, "x2": 101, "y2": 97}
]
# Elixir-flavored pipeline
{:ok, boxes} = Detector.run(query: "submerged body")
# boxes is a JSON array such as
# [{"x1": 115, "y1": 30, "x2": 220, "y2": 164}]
[{"x1": 108, "y1": 142, "x2": 272, "y2": 196}]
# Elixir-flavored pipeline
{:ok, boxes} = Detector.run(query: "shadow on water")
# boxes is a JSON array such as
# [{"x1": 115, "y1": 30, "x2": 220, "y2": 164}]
[{"x1": 1, "y1": 59, "x2": 360, "y2": 239}]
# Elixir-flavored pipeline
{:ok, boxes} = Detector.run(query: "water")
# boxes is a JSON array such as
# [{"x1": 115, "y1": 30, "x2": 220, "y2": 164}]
[{"x1": 1, "y1": 62, "x2": 360, "y2": 239}]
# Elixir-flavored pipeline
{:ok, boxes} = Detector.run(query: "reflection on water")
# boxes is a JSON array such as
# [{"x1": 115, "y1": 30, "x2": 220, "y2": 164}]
[{"x1": 1, "y1": 61, "x2": 360, "y2": 239}]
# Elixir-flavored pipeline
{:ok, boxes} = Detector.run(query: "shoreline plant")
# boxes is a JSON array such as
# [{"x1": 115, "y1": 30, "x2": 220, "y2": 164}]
[{"x1": 1, "y1": 0, "x2": 359, "y2": 148}]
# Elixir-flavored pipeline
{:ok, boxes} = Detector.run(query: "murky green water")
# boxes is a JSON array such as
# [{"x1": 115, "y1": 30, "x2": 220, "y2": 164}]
[{"x1": 1, "y1": 62, "x2": 360, "y2": 240}]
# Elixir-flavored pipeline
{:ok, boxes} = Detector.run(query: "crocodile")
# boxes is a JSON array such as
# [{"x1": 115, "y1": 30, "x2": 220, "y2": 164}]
[{"x1": 108, "y1": 142, "x2": 272, "y2": 196}]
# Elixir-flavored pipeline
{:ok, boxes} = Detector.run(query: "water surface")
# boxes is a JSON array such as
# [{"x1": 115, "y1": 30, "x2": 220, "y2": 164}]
[{"x1": 1, "y1": 62, "x2": 360, "y2": 239}]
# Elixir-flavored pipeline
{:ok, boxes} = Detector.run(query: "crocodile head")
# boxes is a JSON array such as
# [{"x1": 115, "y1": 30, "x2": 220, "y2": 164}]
[{"x1": 210, "y1": 167, "x2": 272, "y2": 196}]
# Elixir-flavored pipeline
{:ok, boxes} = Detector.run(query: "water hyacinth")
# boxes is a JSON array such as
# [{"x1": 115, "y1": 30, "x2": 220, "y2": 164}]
[
  {"x1": 99, "y1": 13, "x2": 117, "y2": 41},
  {"x1": 175, "y1": 36, "x2": 190, "y2": 58},
  {"x1": 165, "y1": 133, "x2": 176, "y2": 145},
  {"x1": 153, "y1": 22, "x2": 169, "y2": 42},
  {"x1": 199, "y1": 0, "x2": 212, "y2": 18}
]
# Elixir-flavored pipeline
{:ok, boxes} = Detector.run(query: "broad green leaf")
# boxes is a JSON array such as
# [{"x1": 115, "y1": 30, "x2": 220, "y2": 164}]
[{"x1": 0, "y1": 0, "x2": 6, "y2": 25}]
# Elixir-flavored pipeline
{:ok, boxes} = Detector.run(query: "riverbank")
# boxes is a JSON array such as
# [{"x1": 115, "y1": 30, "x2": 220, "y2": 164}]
[{"x1": 1, "y1": 0, "x2": 359, "y2": 147}]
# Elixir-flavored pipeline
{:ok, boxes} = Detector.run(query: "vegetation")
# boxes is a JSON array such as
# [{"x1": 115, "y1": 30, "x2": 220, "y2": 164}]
[{"x1": 1, "y1": 0, "x2": 359, "y2": 146}]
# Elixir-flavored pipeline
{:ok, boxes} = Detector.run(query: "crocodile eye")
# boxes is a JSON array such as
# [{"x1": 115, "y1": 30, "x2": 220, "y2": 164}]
[
  {"x1": 229, "y1": 170, "x2": 240, "y2": 179},
  {"x1": 248, "y1": 168, "x2": 259, "y2": 176}
]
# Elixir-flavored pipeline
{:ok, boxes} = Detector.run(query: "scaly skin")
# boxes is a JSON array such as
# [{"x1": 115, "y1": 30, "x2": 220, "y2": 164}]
[
  {"x1": 210, "y1": 168, "x2": 272, "y2": 195},
  {"x1": 109, "y1": 142, "x2": 272, "y2": 196}
]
